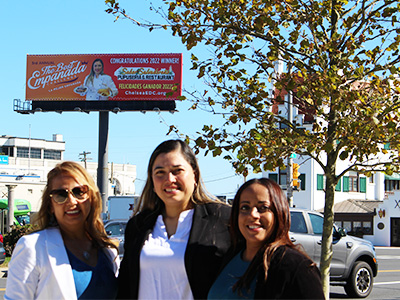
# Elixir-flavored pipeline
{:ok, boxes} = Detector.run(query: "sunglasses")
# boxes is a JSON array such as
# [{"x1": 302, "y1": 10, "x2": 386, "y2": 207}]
[{"x1": 50, "y1": 185, "x2": 89, "y2": 204}]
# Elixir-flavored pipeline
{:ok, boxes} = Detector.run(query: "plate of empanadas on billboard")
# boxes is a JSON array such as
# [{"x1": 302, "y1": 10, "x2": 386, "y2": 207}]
[
  {"x1": 98, "y1": 88, "x2": 111, "y2": 97},
  {"x1": 74, "y1": 86, "x2": 87, "y2": 93}
]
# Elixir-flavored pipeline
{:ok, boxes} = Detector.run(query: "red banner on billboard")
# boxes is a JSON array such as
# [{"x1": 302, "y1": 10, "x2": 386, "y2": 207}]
[{"x1": 26, "y1": 53, "x2": 182, "y2": 101}]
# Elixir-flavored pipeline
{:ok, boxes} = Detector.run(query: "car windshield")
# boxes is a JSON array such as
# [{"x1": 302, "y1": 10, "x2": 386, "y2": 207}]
[{"x1": 15, "y1": 215, "x2": 30, "y2": 225}]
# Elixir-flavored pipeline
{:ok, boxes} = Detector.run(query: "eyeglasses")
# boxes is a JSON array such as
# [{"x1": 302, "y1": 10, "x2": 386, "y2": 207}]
[{"x1": 50, "y1": 185, "x2": 89, "y2": 204}]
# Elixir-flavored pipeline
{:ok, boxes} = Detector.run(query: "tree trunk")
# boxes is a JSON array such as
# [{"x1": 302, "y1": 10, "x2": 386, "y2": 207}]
[{"x1": 320, "y1": 158, "x2": 337, "y2": 299}]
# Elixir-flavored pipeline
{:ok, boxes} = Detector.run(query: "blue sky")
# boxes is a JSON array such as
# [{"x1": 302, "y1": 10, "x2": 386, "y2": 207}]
[{"x1": 0, "y1": 0, "x2": 250, "y2": 198}]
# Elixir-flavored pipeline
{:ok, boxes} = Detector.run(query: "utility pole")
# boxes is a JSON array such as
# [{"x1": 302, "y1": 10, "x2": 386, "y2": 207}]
[
  {"x1": 6, "y1": 185, "x2": 16, "y2": 232},
  {"x1": 79, "y1": 151, "x2": 92, "y2": 169},
  {"x1": 286, "y1": 64, "x2": 294, "y2": 207},
  {"x1": 286, "y1": 91, "x2": 294, "y2": 207}
]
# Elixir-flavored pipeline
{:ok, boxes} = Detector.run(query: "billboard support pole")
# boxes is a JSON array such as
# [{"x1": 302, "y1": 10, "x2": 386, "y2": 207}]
[{"x1": 97, "y1": 111, "x2": 109, "y2": 216}]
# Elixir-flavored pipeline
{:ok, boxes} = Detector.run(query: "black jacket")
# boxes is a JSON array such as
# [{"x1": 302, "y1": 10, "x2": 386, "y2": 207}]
[
  {"x1": 117, "y1": 202, "x2": 231, "y2": 299},
  {"x1": 216, "y1": 245, "x2": 325, "y2": 299},
  {"x1": 255, "y1": 246, "x2": 325, "y2": 299}
]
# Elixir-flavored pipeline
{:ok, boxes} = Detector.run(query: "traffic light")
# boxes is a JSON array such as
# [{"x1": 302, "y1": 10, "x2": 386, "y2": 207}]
[{"x1": 293, "y1": 163, "x2": 300, "y2": 188}]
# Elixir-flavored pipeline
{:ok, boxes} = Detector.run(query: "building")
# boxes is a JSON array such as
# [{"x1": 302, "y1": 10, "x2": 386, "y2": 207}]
[
  {"x1": 262, "y1": 103, "x2": 400, "y2": 246},
  {"x1": 0, "y1": 134, "x2": 137, "y2": 213}
]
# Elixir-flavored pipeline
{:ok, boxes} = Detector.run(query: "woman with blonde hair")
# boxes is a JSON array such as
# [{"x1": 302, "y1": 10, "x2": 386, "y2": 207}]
[
  {"x1": 117, "y1": 139, "x2": 231, "y2": 299},
  {"x1": 5, "y1": 161, "x2": 119, "y2": 300}
]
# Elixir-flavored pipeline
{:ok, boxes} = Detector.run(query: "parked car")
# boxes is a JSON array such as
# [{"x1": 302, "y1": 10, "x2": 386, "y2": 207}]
[
  {"x1": 0, "y1": 242, "x2": 5, "y2": 265},
  {"x1": 289, "y1": 208, "x2": 378, "y2": 298},
  {"x1": 104, "y1": 219, "x2": 127, "y2": 258}
]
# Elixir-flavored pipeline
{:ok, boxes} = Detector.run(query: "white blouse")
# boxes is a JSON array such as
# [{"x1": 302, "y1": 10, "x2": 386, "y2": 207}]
[
  {"x1": 138, "y1": 209, "x2": 195, "y2": 300},
  {"x1": 82, "y1": 74, "x2": 118, "y2": 100}
]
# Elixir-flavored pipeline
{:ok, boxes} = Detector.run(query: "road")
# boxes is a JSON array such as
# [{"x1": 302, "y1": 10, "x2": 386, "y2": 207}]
[{"x1": 0, "y1": 247, "x2": 399, "y2": 299}]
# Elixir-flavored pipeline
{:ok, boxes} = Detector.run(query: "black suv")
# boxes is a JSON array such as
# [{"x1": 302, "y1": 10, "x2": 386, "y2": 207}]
[{"x1": 290, "y1": 208, "x2": 378, "y2": 298}]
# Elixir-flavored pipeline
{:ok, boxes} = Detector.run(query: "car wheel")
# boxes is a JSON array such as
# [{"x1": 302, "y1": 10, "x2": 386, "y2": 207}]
[{"x1": 344, "y1": 261, "x2": 373, "y2": 298}]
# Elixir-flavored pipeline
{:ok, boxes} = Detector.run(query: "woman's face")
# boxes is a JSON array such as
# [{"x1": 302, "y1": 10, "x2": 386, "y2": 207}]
[
  {"x1": 93, "y1": 61, "x2": 103, "y2": 76},
  {"x1": 238, "y1": 183, "x2": 276, "y2": 252},
  {"x1": 152, "y1": 149, "x2": 196, "y2": 212},
  {"x1": 50, "y1": 174, "x2": 91, "y2": 234}
]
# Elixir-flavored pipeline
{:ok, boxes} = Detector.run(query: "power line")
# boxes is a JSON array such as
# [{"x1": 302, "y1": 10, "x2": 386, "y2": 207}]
[{"x1": 204, "y1": 174, "x2": 239, "y2": 183}]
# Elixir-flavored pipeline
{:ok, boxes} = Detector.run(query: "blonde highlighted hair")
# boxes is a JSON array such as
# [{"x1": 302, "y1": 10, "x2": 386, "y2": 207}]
[{"x1": 36, "y1": 161, "x2": 117, "y2": 251}]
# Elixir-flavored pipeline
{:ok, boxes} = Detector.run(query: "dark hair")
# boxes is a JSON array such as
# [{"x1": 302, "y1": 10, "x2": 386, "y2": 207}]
[
  {"x1": 135, "y1": 139, "x2": 216, "y2": 214},
  {"x1": 230, "y1": 178, "x2": 304, "y2": 292},
  {"x1": 36, "y1": 161, "x2": 118, "y2": 252},
  {"x1": 85, "y1": 58, "x2": 104, "y2": 86}
]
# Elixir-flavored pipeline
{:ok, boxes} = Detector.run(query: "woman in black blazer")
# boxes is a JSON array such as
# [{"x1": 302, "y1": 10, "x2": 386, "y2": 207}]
[
  {"x1": 117, "y1": 139, "x2": 231, "y2": 299},
  {"x1": 208, "y1": 178, "x2": 324, "y2": 299}
]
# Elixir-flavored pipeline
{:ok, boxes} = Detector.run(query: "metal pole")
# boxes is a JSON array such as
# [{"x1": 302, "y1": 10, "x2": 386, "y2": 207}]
[
  {"x1": 286, "y1": 90, "x2": 294, "y2": 207},
  {"x1": 6, "y1": 185, "x2": 17, "y2": 232},
  {"x1": 97, "y1": 111, "x2": 109, "y2": 215}
]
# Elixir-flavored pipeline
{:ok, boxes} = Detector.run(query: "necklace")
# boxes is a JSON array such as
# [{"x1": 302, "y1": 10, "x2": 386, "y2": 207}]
[{"x1": 83, "y1": 251, "x2": 90, "y2": 260}]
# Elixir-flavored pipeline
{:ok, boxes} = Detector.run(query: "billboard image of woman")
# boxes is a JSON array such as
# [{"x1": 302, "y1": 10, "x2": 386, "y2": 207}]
[{"x1": 75, "y1": 58, "x2": 118, "y2": 100}]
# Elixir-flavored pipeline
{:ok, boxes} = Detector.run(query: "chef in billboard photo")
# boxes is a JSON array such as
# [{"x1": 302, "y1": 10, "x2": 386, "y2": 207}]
[{"x1": 75, "y1": 58, "x2": 118, "y2": 100}]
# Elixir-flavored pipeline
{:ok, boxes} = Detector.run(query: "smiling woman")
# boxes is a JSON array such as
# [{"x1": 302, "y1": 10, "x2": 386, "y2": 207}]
[
  {"x1": 5, "y1": 161, "x2": 120, "y2": 300},
  {"x1": 208, "y1": 178, "x2": 325, "y2": 300},
  {"x1": 117, "y1": 139, "x2": 232, "y2": 300}
]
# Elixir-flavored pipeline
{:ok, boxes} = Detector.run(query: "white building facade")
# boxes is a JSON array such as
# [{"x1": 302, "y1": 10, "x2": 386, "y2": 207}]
[{"x1": 262, "y1": 104, "x2": 400, "y2": 246}]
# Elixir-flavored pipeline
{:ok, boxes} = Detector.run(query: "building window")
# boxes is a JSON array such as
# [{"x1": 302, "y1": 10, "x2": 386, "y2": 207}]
[
  {"x1": 369, "y1": 174, "x2": 374, "y2": 183},
  {"x1": 269, "y1": 173, "x2": 278, "y2": 183},
  {"x1": 0, "y1": 146, "x2": 14, "y2": 157},
  {"x1": 343, "y1": 221, "x2": 352, "y2": 233},
  {"x1": 16, "y1": 147, "x2": 41, "y2": 159},
  {"x1": 44, "y1": 149, "x2": 61, "y2": 160},
  {"x1": 363, "y1": 221, "x2": 372, "y2": 234},
  {"x1": 279, "y1": 173, "x2": 287, "y2": 186},
  {"x1": 349, "y1": 175, "x2": 358, "y2": 192},
  {"x1": 385, "y1": 180, "x2": 400, "y2": 191},
  {"x1": 336, "y1": 219, "x2": 373, "y2": 236},
  {"x1": 17, "y1": 147, "x2": 29, "y2": 158},
  {"x1": 353, "y1": 221, "x2": 362, "y2": 235},
  {"x1": 334, "y1": 221, "x2": 342, "y2": 228},
  {"x1": 299, "y1": 173, "x2": 306, "y2": 190}
]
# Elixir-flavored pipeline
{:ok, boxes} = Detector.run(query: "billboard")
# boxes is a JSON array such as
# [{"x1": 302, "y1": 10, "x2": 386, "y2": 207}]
[{"x1": 26, "y1": 53, "x2": 182, "y2": 101}]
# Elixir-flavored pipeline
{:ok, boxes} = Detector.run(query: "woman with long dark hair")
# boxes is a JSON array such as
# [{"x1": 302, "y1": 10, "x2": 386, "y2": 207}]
[
  {"x1": 76, "y1": 58, "x2": 118, "y2": 100},
  {"x1": 208, "y1": 178, "x2": 324, "y2": 299},
  {"x1": 117, "y1": 139, "x2": 231, "y2": 299}
]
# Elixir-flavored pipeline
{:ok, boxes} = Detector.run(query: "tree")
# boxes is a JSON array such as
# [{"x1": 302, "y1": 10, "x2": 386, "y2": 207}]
[{"x1": 106, "y1": 0, "x2": 400, "y2": 297}]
